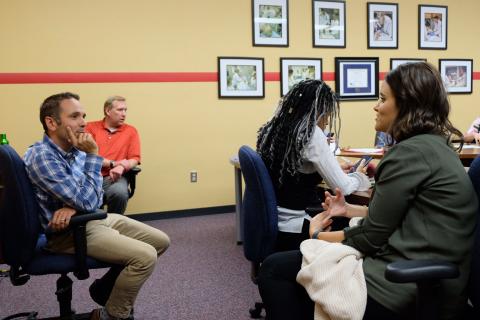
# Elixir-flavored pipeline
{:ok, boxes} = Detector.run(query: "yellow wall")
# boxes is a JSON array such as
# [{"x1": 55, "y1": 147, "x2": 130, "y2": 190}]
[{"x1": 0, "y1": 0, "x2": 479, "y2": 215}]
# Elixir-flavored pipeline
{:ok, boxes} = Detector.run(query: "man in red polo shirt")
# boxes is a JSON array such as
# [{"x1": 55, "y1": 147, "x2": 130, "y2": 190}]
[{"x1": 86, "y1": 96, "x2": 140, "y2": 215}]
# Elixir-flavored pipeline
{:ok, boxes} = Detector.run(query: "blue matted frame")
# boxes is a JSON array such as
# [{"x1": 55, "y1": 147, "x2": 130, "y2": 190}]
[{"x1": 335, "y1": 57, "x2": 379, "y2": 101}]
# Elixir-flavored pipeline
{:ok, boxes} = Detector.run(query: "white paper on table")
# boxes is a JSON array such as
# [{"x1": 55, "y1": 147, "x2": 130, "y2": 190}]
[
  {"x1": 344, "y1": 148, "x2": 384, "y2": 153},
  {"x1": 460, "y1": 144, "x2": 480, "y2": 149}
]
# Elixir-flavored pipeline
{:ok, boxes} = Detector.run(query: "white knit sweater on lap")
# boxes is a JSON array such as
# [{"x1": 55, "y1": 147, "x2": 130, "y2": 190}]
[{"x1": 296, "y1": 239, "x2": 367, "y2": 320}]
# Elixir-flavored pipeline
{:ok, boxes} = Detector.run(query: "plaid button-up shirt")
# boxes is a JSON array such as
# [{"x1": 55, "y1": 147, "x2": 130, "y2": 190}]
[{"x1": 24, "y1": 134, "x2": 104, "y2": 231}]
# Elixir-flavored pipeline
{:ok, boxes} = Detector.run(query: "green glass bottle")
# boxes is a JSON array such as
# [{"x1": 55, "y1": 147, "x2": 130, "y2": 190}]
[{"x1": 0, "y1": 133, "x2": 9, "y2": 145}]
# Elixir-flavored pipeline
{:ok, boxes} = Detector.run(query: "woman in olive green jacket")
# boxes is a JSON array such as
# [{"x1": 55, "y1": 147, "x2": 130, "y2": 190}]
[{"x1": 258, "y1": 62, "x2": 477, "y2": 320}]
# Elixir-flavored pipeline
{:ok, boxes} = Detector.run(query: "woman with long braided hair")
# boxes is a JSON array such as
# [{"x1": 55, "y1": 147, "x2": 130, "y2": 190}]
[{"x1": 257, "y1": 79, "x2": 370, "y2": 251}]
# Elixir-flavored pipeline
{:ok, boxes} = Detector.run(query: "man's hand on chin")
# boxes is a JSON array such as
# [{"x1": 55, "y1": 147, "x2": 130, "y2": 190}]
[{"x1": 67, "y1": 127, "x2": 98, "y2": 154}]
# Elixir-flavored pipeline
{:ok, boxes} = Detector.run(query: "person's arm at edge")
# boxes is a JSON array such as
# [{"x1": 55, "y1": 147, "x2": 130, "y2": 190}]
[
  {"x1": 464, "y1": 118, "x2": 480, "y2": 143},
  {"x1": 463, "y1": 131, "x2": 475, "y2": 143}
]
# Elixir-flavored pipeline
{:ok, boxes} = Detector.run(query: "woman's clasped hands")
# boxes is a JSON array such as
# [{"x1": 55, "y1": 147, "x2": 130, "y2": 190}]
[{"x1": 309, "y1": 188, "x2": 347, "y2": 236}]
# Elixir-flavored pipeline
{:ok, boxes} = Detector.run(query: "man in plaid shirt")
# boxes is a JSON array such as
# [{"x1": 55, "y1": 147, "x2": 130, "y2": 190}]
[{"x1": 24, "y1": 92, "x2": 170, "y2": 320}]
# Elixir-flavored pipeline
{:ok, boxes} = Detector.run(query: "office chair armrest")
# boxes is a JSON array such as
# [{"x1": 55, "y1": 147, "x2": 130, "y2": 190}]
[
  {"x1": 130, "y1": 166, "x2": 141, "y2": 174},
  {"x1": 69, "y1": 209, "x2": 107, "y2": 226},
  {"x1": 385, "y1": 259, "x2": 459, "y2": 283},
  {"x1": 125, "y1": 166, "x2": 141, "y2": 199},
  {"x1": 69, "y1": 209, "x2": 107, "y2": 280},
  {"x1": 8, "y1": 211, "x2": 107, "y2": 286}
]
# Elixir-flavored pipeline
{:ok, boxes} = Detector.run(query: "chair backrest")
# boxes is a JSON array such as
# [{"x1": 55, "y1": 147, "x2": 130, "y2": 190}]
[
  {"x1": 468, "y1": 155, "x2": 480, "y2": 312},
  {"x1": 0, "y1": 145, "x2": 42, "y2": 267},
  {"x1": 238, "y1": 145, "x2": 278, "y2": 263}
]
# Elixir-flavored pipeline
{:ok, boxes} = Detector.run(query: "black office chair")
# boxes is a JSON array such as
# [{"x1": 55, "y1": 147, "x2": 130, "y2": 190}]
[
  {"x1": 238, "y1": 145, "x2": 278, "y2": 319},
  {"x1": 385, "y1": 155, "x2": 480, "y2": 319},
  {"x1": 0, "y1": 144, "x2": 114, "y2": 319}
]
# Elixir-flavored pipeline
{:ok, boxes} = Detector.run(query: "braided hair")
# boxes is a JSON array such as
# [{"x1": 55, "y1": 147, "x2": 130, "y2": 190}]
[{"x1": 256, "y1": 79, "x2": 340, "y2": 185}]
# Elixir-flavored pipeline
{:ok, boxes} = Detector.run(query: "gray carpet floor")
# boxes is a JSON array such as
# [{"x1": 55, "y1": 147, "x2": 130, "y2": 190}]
[{"x1": 0, "y1": 212, "x2": 262, "y2": 320}]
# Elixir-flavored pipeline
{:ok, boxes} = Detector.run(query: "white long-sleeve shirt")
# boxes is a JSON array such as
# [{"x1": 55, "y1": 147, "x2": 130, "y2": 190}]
[
  {"x1": 278, "y1": 126, "x2": 371, "y2": 233},
  {"x1": 466, "y1": 117, "x2": 480, "y2": 134}
]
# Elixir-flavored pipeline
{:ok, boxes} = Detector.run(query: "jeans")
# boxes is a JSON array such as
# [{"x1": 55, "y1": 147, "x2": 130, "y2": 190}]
[{"x1": 103, "y1": 176, "x2": 129, "y2": 215}]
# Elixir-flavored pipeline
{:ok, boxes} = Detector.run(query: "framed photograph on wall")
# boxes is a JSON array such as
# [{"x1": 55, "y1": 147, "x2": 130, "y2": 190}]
[
  {"x1": 280, "y1": 58, "x2": 322, "y2": 96},
  {"x1": 335, "y1": 57, "x2": 379, "y2": 101},
  {"x1": 367, "y1": 2, "x2": 398, "y2": 49},
  {"x1": 419, "y1": 5, "x2": 447, "y2": 50},
  {"x1": 439, "y1": 59, "x2": 473, "y2": 94},
  {"x1": 252, "y1": 0, "x2": 289, "y2": 47},
  {"x1": 390, "y1": 58, "x2": 426, "y2": 70},
  {"x1": 312, "y1": 0, "x2": 346, "y2": 48},
  {"x1": 217, "y1": 57, "x2": 265, "y2": 98}
]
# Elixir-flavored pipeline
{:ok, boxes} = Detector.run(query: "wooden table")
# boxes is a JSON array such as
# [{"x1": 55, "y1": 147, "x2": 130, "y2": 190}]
[
  {"x1": 457, "y1": 146, "x2": 480, "y2": 166},
  {"x1": 338, "y1": 145, "x2": 480, "y2": 167},
  {"x1": 337, "y1": 149, "x2": 384, "y2": 159}
]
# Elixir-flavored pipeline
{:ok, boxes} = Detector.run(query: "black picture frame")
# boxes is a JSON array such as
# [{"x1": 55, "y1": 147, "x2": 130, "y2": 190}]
[
  {"x1": 367, "y1": 2, "x2": 398, "y2": 49},
  {"x1": 390, "y1": 58, "x2": 427, "y2": 70},
  {"x1": 418, "y1": 5, "x2": 447, "y2": 50},
  {"x1": 280, "y1": 58, "x2": 323, "y2": 96},
  {"x1": 439, "y1": 59, "x2": 473, "y2": 94},
  {"x1": 312, "y1": 0, "x2": 346, "y2": 48},
  {"x1": 252, "y1": 0, "x2": 289, "y2": 47},
  {"x1": 217, "y1": 57, "x2": 265, "y2": 99},
  {"x1": 334, "y1": 57, "x2": 379, "y2": 101}
]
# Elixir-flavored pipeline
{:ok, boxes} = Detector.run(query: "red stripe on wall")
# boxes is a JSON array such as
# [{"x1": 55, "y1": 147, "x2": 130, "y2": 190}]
[
  {"x1": 0, "y1": 72, "x2": 218, "y2": 84},
  {"x1": 323, "y1": 72, "x2": 335, "y2": 81},
  {"x1": 265, "y1": 72, "x2": 280, "y2": 81},
  {"x1": 0, "y1": 71, "x2": 479, "y2": 84}
]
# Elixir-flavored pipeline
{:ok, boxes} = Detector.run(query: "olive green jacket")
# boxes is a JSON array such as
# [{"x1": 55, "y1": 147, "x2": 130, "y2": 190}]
[{"x1": 343, "y1": 134, "x2": 477, "y2": 319}]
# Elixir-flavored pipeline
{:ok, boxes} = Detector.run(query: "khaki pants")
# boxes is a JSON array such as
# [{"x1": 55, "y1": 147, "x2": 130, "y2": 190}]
[{"x1": 48, "y1": 214, "x2": 170, "y2": 318}]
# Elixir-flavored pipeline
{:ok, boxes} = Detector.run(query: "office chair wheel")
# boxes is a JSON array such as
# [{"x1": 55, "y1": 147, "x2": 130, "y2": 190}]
[{"x1": 249, "y1": 302, "x2": 264, "y2": 318}]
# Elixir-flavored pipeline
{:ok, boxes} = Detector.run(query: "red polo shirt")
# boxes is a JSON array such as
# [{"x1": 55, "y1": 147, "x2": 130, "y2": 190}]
[{"x1": 86, "y1": 120, "x2": 141, "y2": 176}]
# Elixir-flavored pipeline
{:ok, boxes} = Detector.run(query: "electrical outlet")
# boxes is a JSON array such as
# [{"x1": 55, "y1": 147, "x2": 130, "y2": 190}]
[{"x1": 190, "y1": 171, "x2": 197, "y2": 183}]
